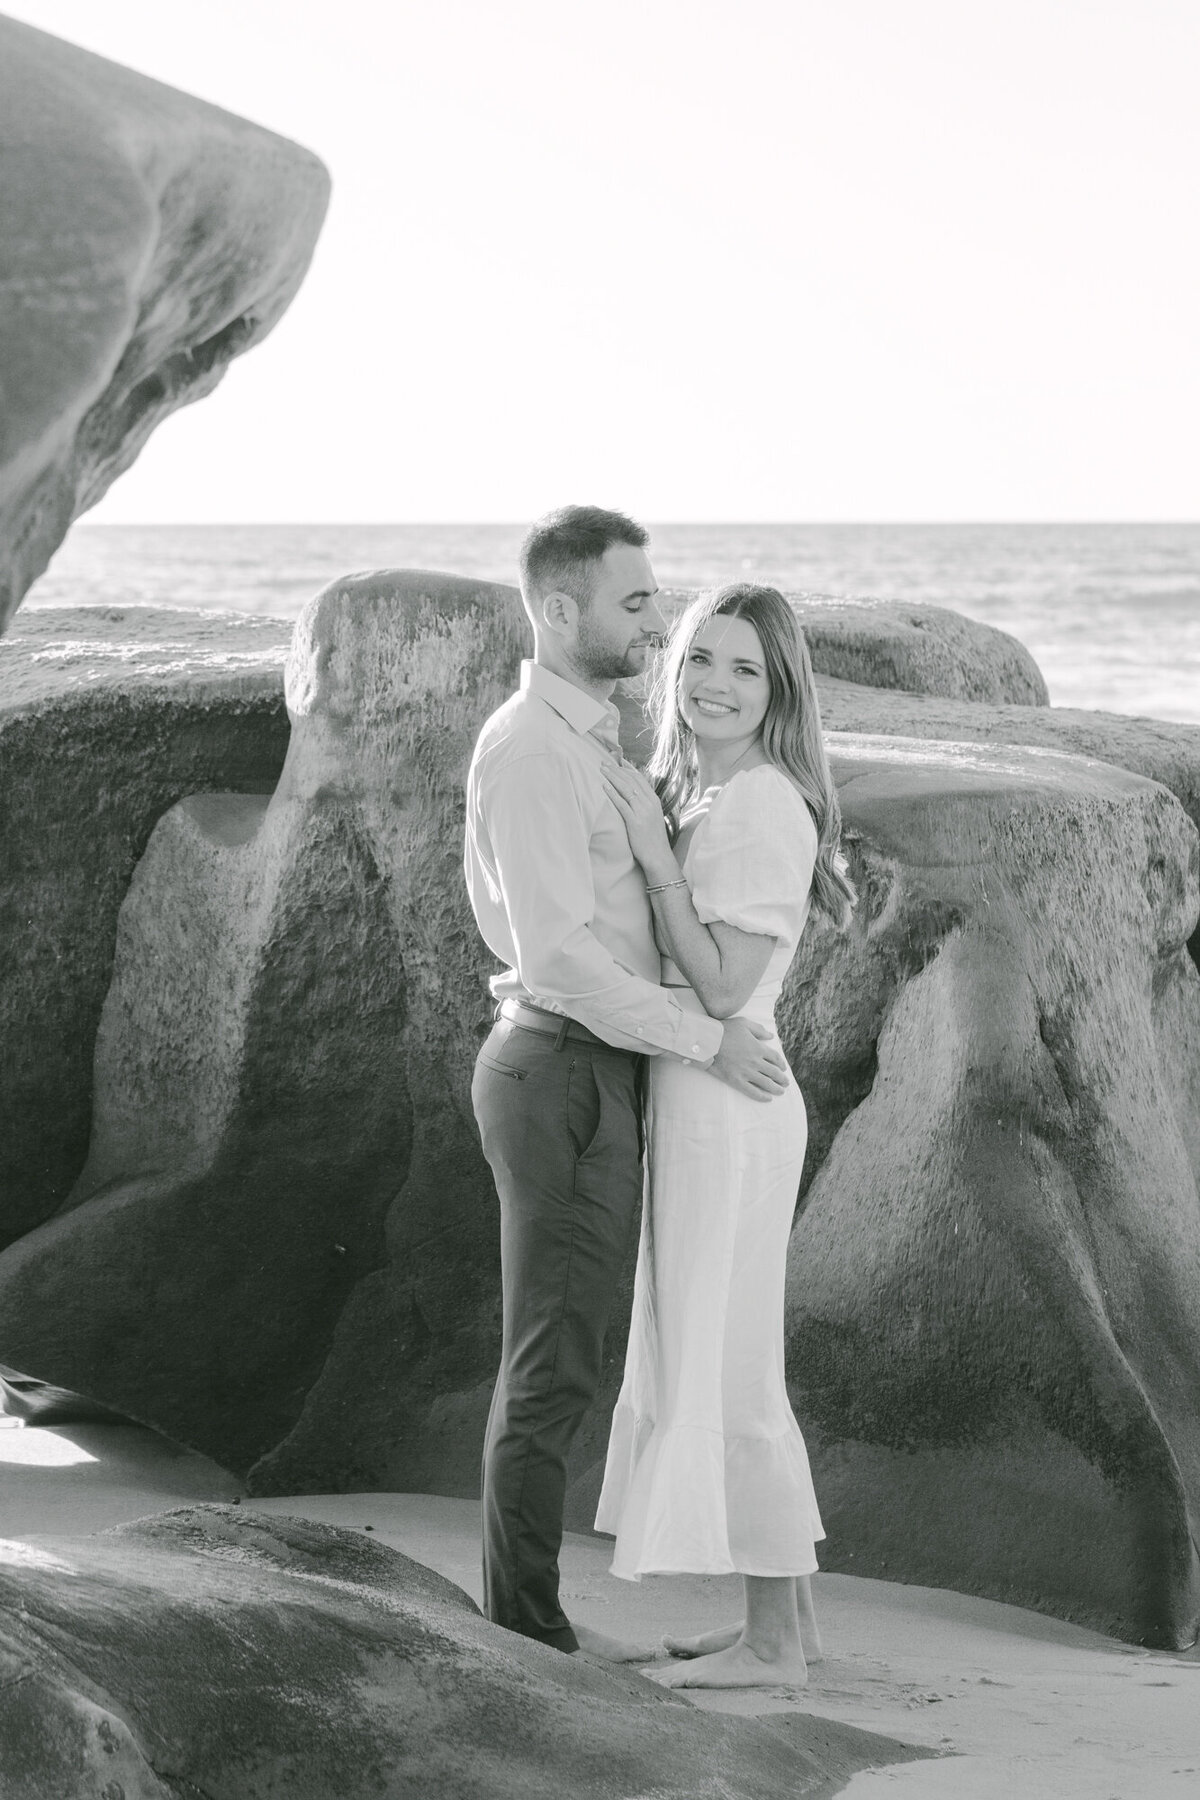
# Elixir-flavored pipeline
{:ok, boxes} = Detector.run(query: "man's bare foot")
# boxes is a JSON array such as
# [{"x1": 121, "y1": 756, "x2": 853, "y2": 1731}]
[
  {"x1": 664, "y1": 1619, "x2": 824, "y2": 1664},
  {"x1": 646, "y1": 1636, "x2": 808, "y2": 1690},
  {"x1": 572, "y1": 1622, "x2": 662, "y2": 1663}
]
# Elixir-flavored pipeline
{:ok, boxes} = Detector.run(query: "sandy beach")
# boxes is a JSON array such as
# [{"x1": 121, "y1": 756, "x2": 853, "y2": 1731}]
[
  {"x1": 3, "y1": 9, "x2": 1198, "y2": 1798},
  {"x1": 3, "y1": 1414, "x2": 1196, "y2": 1800}
]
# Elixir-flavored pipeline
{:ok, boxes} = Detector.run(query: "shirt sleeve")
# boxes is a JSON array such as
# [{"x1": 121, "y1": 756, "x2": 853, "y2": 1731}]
[
  {"x1": 478, "y1": 750, "x2": 724, "y2": 1063},
  {"x1": 689, "y1": 767, "x2": 818, "y2": 941}
]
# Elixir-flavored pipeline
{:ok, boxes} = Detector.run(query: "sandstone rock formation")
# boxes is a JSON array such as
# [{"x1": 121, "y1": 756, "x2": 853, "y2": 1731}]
[
  {"x1": 0, "y1": 585, "x2": 1099, "y2": 1248},
  {"x1": 658, "y1": 590, "x2": 1050, "y2": 705},
  {"x1": 778, "y1": 735, "x2": 1200, "y2": 1648},
  {"x1": 2, "y1": 578, "x2": 1199, "y2": 1648},
  {"x1": 794, "y1": 594, "x2": 1051, "y2": 705},
  {"x1": 0, "y1": 608, "x2": 290, "y2": 1244},
  {"x1": 0, "y1": 1361, "x2": 126, "y2": 1426},
  {"x1": 0, "y1": 1506, "x2": 925, "y2": 1799},
  {"x1": 0, "y1": 575, "x2": 532, "y2": 1488},
  {"x1": 0, "y1": 14, "x2": 329, "y2": 632},
  {"x1": 0, "y1": 604, "x2": 294, "y2": 709},
  {"x1": 815, "y1": 676, "x2": 1200, "y2": 964}
]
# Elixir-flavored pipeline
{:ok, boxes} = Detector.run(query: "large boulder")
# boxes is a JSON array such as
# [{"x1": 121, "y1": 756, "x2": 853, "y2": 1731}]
[
  {"x1": 0, "y1": 587, "x2": 1072, "y2": 1252},
  {"x1": 0, "y1": 607, "x2": 291, "y2": 1244},
  {"x1": 0, "y1": 574, "x2": 536, "y2": 1487},
  {"x1": 0, "y1": 14, "x2": 329, "y2": 632},
  {"x1": 815, "y1": 675, "x2": 1200, "y2": 965},
  {"x1": 0, "y1": 1505, "x2": 924, "y2": 1799},
  {"x1": 793, "y1": 594, "x2": 1050, "y2": 704},
  {"x1": 656, "y1": 590, "x2": 1050, "y2": 704},
  {"x1": 779, "y1": 735, "x2": 1200, "y2": 1649},
  {"x1": 0, "y1": 604, "x2": 293, "y2": 709},
  {"x1": 2, "y1": 578, "x2": 1199, "y2": 1648}
]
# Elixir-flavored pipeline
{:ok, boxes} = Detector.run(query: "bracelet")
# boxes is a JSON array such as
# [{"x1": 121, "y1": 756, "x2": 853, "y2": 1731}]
[{"x1": 645, "y1": 877, "x2": 689, "y2": 895}]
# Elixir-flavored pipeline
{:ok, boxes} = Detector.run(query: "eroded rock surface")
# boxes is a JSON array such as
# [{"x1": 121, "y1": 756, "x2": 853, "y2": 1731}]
[
  {"x1": 816, "y1": 676, "x2": 1200, "y2": 963},
  {"x1": 658, "y1": 590, "x2": 1049, "y2": 704},
  {"x1": 0, "y1": 15, "x2": 329, "y2": 630},
  {"x1": 0, "y1": 575, "x2": 532, "y2": 1484},
  {"x1": 2, "y1": 581, "x2": 1199, "y2": 1648},
  {"x1": 795, "y1": 594, "x2": 1050, "y2": 704},
  {"x1": 0, "y1": 1506, "x2": 918, "y2": 1799},
  {"x1": 779, "y1": 736, "x2": 1200, "y2": 1648},
  {"x1": 0, "y1": 608, "x2": 290, "y2": 1243}
]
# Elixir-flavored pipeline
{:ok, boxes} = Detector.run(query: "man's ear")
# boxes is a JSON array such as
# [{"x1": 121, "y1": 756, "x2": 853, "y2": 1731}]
[{"x1": 540, "y1": 589, "x2": 579, "y2": 637}]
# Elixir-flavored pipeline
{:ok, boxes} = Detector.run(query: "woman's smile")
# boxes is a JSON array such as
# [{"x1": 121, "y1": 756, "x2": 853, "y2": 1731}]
[{"x1": 681, "y1": 616, "x2": 771, "y2": 747}]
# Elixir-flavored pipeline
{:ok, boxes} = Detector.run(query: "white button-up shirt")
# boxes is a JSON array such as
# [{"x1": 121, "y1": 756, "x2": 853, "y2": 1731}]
[{"x1": 464, "y1": 661, "x2": 724, "y2": 1063}]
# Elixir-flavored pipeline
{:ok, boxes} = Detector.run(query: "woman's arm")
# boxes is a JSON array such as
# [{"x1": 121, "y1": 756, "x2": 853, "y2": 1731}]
[
  {"x1": 648, "y1": 885, "x2": 777, "y2": 1019},
  {"x1": 601, "y1": 763, "x2": 777, "y2": 1020}
]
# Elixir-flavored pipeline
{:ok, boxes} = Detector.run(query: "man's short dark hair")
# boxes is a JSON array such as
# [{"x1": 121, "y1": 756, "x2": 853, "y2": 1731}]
[{"x1": 519, "y1": 505, "x2": 649, "y2": 609}]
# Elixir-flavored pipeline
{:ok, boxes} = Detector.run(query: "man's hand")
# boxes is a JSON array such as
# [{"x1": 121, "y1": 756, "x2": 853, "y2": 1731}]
[{"x1": 708, "y1": 1016, "x2": 790, "y2": 1101}]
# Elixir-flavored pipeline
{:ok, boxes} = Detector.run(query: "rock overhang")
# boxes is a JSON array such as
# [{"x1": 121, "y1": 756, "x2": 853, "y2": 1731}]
[{"x1": 0, "y1": 14, "x2": 330, "y2": 632}]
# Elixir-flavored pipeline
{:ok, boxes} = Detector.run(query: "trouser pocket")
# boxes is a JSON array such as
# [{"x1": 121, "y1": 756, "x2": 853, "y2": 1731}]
[
  {"x1": 565, "y1": 1054, "x2": 603, "y2": 1160},
  {"x1": 477, "y1": 1056, "x2": 527, "y2": 1080}
]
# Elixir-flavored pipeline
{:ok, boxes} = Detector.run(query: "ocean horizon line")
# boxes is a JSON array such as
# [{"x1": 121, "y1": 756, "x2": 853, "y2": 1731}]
[{"x1": 70, "y1": 517, "x2": 1200, "y2": 530}]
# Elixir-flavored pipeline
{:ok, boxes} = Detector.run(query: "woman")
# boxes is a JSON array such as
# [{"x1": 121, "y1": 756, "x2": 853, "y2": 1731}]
[{"x1": 594, "y1": 582, "x2": 855, "y2": 1690}]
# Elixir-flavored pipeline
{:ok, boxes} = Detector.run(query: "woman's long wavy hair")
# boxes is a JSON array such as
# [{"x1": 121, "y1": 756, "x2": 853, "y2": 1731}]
[{"x1": 647, "y1": 583, "x2": 856, "y2": 929}]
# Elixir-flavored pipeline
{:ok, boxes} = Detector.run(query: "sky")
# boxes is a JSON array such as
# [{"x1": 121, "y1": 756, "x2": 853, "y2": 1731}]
[{"x1": 8, "y1": 0, "x2": 1200, "y2": 522}]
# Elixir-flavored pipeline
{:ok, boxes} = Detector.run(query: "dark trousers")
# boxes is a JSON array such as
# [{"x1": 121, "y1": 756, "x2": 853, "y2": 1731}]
[{"x1": 472, "y1": 1017, "x2": 643, "y2": 1650}]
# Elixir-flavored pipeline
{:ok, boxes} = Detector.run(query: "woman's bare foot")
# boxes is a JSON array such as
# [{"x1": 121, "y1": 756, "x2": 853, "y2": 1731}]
[
  {"x1": 572, "y1": 1622, "x2": 662, "y2": 1663},
  {"x1": 664, "y1": 1617, "x2": 823, "y2": 1664},
  {"x1": 795, "y1": 1575, "x2": 824, "y2": 1663},
  {"x1": 646, "y1": 1635, "x2": 808, "y2": 1690},
  {"x1": 662, "y1": 1622, "x2": 742, "y2": 1659}
]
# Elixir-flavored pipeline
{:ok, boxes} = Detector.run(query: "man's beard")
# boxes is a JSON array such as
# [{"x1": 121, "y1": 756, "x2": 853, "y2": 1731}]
[{"x1": 575, "y1": 618, "x2": 648, "y2": 682}]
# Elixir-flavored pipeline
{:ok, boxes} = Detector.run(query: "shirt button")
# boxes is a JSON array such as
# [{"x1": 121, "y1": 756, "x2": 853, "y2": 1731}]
[
  {"x1": 691, "y1": 1044, "x2": 701, "y2": 1054},
  {"x1": 636, "y1": 1027, "x2": 645, "y2": 1037},
  {"x1": 681, "y1": 1058, "x2": 691, "y2": 1066}
]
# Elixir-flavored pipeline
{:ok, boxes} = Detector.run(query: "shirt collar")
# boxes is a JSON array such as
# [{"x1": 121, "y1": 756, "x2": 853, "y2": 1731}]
[{"x1": 520, "y1": 660, "x2": 618, "y2": 738}]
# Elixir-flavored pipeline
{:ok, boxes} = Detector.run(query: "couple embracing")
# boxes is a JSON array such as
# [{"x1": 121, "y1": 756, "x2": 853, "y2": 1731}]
[{"x1": 464, "y1": 505, "x2": 855, "y2": 1690}]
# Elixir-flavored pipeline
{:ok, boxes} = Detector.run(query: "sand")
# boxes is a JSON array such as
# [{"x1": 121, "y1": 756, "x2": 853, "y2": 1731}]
[{"x1": 2, "y1": 1416, "x2": 1197, "y2": 1799}]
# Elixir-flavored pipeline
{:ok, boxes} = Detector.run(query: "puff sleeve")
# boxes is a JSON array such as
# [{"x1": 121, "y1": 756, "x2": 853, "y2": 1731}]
[{"x1": 688, "y1": 766, "x2": 818, "y2": 943}]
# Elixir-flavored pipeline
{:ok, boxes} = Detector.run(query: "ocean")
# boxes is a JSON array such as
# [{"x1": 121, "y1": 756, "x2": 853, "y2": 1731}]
[{"x1": 23, "y1": 521, "x2": 1200, "y2": 726}]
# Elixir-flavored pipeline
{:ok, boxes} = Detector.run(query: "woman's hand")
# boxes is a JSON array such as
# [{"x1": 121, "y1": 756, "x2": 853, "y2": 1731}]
[{"x1": 601, "y1": 761, "x2": 677, "y2": 880}]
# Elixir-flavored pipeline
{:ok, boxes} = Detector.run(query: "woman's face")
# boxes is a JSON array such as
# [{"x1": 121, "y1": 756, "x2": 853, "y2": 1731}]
[{"x1": 679, "y1": 614, "x2": 771, "y2": 749}]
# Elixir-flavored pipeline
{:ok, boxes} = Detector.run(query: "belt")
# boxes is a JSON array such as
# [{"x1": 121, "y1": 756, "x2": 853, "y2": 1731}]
[{"x1": 497, "y1": 998, "x2": 632, "y2": 1052}]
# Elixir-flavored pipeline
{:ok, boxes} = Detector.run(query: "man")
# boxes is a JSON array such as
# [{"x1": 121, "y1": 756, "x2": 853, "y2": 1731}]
[{"x1": 464, "y1": 505, "x2": 789, "y2": 1659}]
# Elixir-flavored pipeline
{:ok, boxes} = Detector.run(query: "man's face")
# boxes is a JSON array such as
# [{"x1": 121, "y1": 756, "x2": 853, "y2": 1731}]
[{"x1": 573, "y1": 543, "x2": 665, "y2": 682}]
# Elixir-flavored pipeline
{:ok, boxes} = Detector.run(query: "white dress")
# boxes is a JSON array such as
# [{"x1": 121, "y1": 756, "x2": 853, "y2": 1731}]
[{"x1": 595, "y1": 763, "x2": 825, "y2": 1579}]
